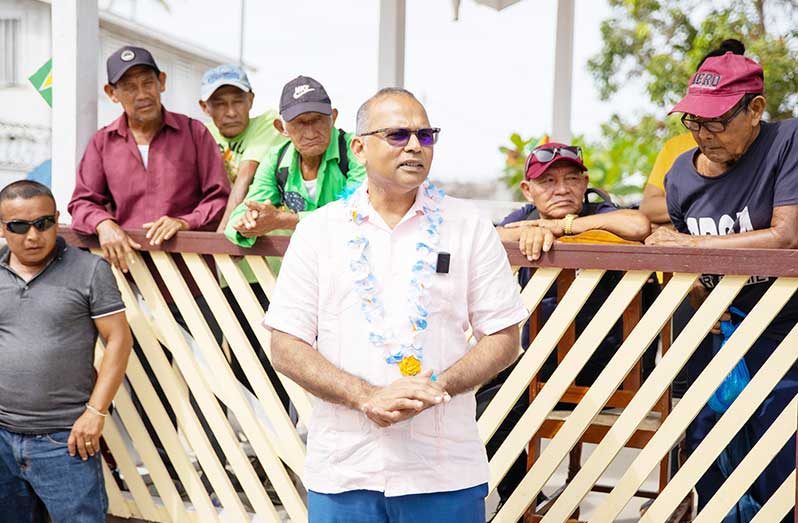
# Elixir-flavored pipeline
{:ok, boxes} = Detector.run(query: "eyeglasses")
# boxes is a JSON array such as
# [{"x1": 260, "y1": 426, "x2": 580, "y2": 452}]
[
  {"x1": 524, "y1": 146, "x2": 583, "y2": 174},
  {"x1": 1, "y1": 215, "x2": 56, "y2": 235},
  {"x1": 359, "y1": 127, "x2": 440, "y2": 147},
  {"x1": 681, "y1": 98, "x2": 749, "y2": 133}
]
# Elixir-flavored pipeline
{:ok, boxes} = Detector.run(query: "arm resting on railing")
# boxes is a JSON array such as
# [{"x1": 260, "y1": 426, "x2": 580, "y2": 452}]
[{"x1": 647, "y1": 205, "x2": 798, "y2": 249}]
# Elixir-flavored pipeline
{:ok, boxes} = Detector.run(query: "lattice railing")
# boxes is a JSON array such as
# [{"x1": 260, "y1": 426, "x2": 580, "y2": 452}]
[{"x1": 61, "y1": 229, "x2": 798, "y2": 523}]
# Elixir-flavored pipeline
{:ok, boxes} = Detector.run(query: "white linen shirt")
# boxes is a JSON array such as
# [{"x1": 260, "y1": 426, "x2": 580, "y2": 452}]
[{"x1": 263, "y1": 182, "x2": 528, "y2": 496}]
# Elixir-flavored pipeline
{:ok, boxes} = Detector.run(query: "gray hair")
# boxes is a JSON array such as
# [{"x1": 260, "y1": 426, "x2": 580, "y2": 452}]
[{"x1": 355, "y1": 87, "x2": 422, "y2": 135}]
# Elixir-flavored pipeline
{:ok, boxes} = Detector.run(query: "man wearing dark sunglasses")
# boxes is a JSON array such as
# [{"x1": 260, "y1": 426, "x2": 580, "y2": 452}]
[
  {"x1": 0, "y1": 180, "x2": 131, "y2": 521},
  {"x1": 225, "y1": 76, "x2": 365, "y2": 247},
  {"x1": 264, "y1": 88, "x2": 527, "y2": 521},
  {"x1": 646, "y1": 52, "x2": 798, "y2": 517}
]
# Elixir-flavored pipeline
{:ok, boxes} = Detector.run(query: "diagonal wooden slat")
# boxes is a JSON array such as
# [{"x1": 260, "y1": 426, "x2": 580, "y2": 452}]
[
  {"x1": 595, "y1": 277, "x2": 798, "y2": 522},
  {"x1": 691, "y1": 398, "x2": 798, "y2": 523},
  {"x1": 120, "y1": 252, "x2": 252, "y2": 521},
  {"x1": 750, "y1": 472, "x2": 796, "y2": 523},
  {"x1": 148, "y1": 251, "x2": 303, "y2": 521},
  {"x1": 102, "y1": 414, "x2": 163, "y2": 521},
  {"x1": 218, "y1": 254, "x2": 313, "y2": 422},
  {"x1": 178, "y1": 252, "x2": 307, "y2": 520},
  {"x1": 488, "y1": 270, "x2": 650, "y2": 494},
  {"x1": 537, "y1": 274, "x2": 748, "y2": 523},
  {"x1": 245, "y1": 253, "x2": 278, "y2": 297},
  {"x1": 115, "y1": 349, "x2": 218, "y2": 521},
  {"x1": 103, "y1": 459, "x2": 132, "y2": 519},
  {"x1": 491, "y1": 272, "x2": 697, "y2": 522},
  {"x1": 184, "y1": 253, "x2": 305, "y2": 474},
  {"x1": 95, "y1": 342, "x2": 193, "y2": 523},
  {"x1": 479, "y1": 269, "x2": 602, "y2": 444}
]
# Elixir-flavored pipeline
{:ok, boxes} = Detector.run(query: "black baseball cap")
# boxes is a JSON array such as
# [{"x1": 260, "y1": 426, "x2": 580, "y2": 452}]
[
  {"x1": 279, "y1": 76, "x2": 332, "y2": 122},
  {"x1": 106, "y1": 46, "x2": 161, "y2": 85}
]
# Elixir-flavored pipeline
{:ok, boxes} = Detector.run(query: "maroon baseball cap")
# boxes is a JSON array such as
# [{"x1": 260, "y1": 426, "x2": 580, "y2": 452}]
[
  {"x1": 669, "y1": 52, "x2": 764, "y2": 119},
  {"x1": 524, "y1": 142, "x2": 587, "y2": 181}
]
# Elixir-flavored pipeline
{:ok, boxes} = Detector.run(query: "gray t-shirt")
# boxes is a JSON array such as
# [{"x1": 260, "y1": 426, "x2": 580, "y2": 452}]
[
  {"x1": 666, "y1": 119, "x2": 798, "y2": 340},
  {"x1": 0, "y1": 237, "x2": 125, "y2": 433}
]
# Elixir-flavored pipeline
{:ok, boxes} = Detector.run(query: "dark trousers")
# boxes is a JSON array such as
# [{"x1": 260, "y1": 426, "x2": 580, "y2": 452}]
[{"x1": 686, "y1": 335, "x2": 797, "y2": 522}]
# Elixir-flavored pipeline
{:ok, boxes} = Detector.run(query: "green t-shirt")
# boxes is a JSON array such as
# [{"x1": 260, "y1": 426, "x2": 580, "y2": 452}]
[
  {"x1": 225, "y1": 127, "x2": 366, "y2": 248},
  {"x1": 206, "y1": 110, "x2": 287, "y2": 183}
]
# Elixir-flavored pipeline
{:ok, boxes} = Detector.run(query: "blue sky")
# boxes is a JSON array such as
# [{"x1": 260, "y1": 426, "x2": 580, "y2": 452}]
[{"x1": 106, "y1": 0, "x2": 654, "y2": 182}]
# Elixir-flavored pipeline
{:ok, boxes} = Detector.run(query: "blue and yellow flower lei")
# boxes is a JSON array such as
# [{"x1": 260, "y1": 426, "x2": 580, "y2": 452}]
[{"x1": 345, "y1": 181, "x2": 445, "y2": 376}]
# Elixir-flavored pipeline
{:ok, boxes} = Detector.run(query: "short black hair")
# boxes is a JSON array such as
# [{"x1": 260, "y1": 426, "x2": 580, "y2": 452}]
[
  {"x1": 697, "y1": 39, "x2": 746, "y2": 70},
  {"x1": 0, "y1": 180, "x2": 56, "y2": 207},
  {"x1": 356, "y1": 87, "x2": 423, "y2": 135}
]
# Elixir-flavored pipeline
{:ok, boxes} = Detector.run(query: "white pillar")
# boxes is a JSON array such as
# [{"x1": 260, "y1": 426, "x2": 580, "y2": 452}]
[
  {"x1": 51, "y1": 0, "x2": 99, "y2": 222},
  {"x1": 551, "y1": 0, "x2": 575, "y2": 143},
  {"x1": 378, "y1": 0, "x2": 406, "y2": 88}
]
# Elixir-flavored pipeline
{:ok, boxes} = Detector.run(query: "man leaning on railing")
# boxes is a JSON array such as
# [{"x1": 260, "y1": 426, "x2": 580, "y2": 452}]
[
  {"x1": 489, "y1": 142, "x2": 651, "y2": 505},
  {"x1": 646, "y1": 51, "x2": 798, "y2": 520},
  {"x1": 224, "y1": 75, "x2": 365, "y2": 247}
]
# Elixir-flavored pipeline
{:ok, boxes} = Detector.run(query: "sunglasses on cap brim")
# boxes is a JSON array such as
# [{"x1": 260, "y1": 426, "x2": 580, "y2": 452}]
[{"x1": 524, "y1": 146, "x2": 583, "y2": 175}]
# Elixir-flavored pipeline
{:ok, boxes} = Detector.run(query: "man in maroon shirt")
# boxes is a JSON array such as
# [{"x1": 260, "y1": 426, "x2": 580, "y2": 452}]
[
  {"x1": 68, "y1": 46, "x2": 230, "y2": 473},
  {"x1": 68, "y1": 46, "x2": 229, "y2": 272}
]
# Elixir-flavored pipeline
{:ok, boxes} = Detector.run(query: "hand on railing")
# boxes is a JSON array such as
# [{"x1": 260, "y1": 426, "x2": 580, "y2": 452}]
[{"x1": 96, "y1": 220, "x2": 142, "y2": 273}]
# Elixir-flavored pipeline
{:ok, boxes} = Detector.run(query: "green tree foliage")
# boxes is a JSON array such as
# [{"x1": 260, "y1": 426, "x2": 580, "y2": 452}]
[
  {"x1": 590, "y1": 0, "x2": 798, "y2": 119},
  {"x1": 501, "y1": 0, "x2": 798, "y2": 199}
]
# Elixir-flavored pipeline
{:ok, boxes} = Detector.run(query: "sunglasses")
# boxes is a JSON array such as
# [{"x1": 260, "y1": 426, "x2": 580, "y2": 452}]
[
  {"x1": 681, "y1": 98, "x2": 749, "y2": 134},
  {"x1": 524, "y1": 146, "x2": 583, "y2": 174},
  {"x1": 1, "y1": 215, "x2": 57, "y2": 235},
  {"x1": 359, "y1": 127, "x2": 440, "y2": 147}
]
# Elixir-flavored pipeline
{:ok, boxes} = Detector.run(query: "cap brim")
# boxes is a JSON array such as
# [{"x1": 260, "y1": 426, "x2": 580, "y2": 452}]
[
  {"x1": 200, "y1": 79, "x2": 252, "y2": 102},
  {"x1": 109, "y1": 61, "x2": 160, "y2": 85},
  {"x1": 281, "y1": 102, "x2": 332, "y2": 122},
  {"x1": 668, "y1": 92, "x2": 744, "y2": 118},
  {"x1": 527, "y1": 157, "x2": 586, "y2": 180}
]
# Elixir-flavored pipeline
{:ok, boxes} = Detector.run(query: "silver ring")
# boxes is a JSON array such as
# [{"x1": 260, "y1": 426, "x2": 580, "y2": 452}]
[{"x1": 85, "y1": 440, "x2": 93, "y2": 446}]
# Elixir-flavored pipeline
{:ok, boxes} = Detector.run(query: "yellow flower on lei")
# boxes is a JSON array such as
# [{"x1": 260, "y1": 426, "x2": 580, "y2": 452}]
[{"x1": 399, "y1": 355, "x2": 422, "y2": 376}]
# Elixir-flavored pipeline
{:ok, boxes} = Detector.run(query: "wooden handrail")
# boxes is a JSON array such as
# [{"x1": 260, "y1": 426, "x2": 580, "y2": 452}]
[{"x1": 59, "y1": 226, "x2": 798, "y2": 277}]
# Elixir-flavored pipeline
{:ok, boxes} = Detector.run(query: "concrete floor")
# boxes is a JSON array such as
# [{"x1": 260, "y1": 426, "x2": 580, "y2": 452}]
[{"x1": 485, "y1": 441, "x2": 662, "y2": 522}]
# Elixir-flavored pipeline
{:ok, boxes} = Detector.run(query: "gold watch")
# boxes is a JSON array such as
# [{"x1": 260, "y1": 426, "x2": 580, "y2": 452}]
[{"x1": 562, "y1": 214, "x2": 578, "y2": 236}]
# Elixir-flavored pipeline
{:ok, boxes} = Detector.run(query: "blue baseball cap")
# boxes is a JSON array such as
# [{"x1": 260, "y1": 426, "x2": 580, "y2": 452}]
[{"x1": 200, "y1": 64, "x2": 252, "y2": 101}]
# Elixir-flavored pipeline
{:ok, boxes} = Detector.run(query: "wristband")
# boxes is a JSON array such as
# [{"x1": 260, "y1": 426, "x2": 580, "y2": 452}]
[{"x1": 85, "y1": 403, "x2": 108, "y2": 417}]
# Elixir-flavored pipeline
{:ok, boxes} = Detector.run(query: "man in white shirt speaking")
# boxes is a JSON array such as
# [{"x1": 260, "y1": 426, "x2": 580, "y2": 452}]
[{"x1": 264, "y1": 88, "x2": 528, "y2": 522}]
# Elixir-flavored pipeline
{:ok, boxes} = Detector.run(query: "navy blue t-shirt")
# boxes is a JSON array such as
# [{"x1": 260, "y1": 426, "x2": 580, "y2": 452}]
[
  {"x1": 666, "y1": 119, "x2": 798, "y2": 340},
  {"x1": 492, "y1": 198, "x2": 622, "y2": 387}
]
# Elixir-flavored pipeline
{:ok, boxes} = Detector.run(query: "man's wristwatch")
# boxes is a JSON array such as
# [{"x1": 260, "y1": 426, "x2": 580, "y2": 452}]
[{"x1": 562, "y1": 214, "x2": 578, "y2": 236}]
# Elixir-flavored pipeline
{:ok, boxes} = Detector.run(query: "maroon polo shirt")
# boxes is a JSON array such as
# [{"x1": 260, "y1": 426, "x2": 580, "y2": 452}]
[
  {"x1": 69, "y1": 108, "x2": 229, "y2": 232},
  {"x1": 68, "y1": 108, "x2": 230, "y2": 300}
]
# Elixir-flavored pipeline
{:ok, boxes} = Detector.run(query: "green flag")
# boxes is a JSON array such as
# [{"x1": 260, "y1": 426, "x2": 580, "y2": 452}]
[{"x1": 29, "y1": 59, "x2": 52, "y2": 107}]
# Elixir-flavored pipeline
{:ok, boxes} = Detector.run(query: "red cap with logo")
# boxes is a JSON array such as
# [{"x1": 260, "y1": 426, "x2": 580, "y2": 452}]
[
  {"x1": 669, "y1": 52, "x2": 764, "y2": 119},
  {"x1": 524, "y1": 142, "x2": 587, "y2": 181}
]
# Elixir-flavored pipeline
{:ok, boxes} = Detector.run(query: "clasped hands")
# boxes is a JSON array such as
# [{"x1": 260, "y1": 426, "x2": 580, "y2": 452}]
[
  {"x1": 232, "y1": 200, "x2": 282, "y2": 238},
  {"x1": 359, "y1": 370, "x2": 451, "y2": 428}
]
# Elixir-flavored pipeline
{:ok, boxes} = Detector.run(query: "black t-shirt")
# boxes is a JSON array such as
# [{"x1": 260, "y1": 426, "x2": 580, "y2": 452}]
[{"x1": 666, "y1": 119, "x2": 798, "y2": 340}]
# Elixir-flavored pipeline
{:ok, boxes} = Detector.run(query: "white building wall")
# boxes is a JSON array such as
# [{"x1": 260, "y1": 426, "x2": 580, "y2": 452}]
[{"x1": 0, "y1": 0, "x2": 230, "y2": 186}]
